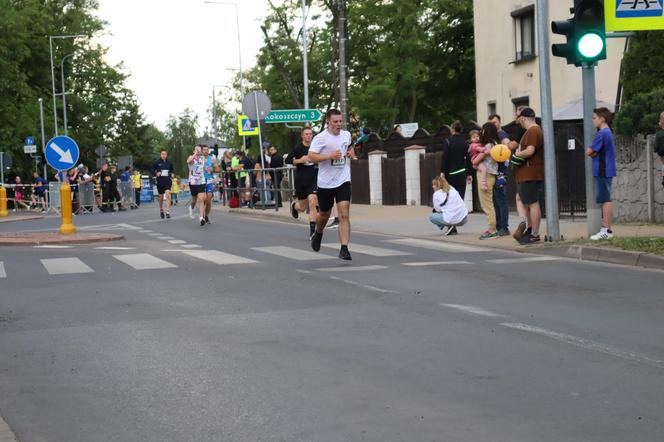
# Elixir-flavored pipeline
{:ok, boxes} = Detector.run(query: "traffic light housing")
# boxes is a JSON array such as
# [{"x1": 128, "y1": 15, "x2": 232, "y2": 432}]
[{"x1": 551, "y1": 0, "x2": 606, "y2": 67}]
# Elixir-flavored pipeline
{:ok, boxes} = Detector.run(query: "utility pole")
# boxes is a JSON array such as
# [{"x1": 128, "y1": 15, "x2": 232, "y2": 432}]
[
  {"x1": 536, "y1": 0, "x2": 560, "y2": 241},
  {"x1": 61, "y1": 53, "x2": 74, "y2": 137},
  {"x1": 39, "y1": 98, "x2": 47, "y2": 179},
  {"x1": 301, "y1": 0, "x2": 310, "y2": 110},
  {"x1": 337, "y1": 0, "x2": 348, "y2": 129},
  {"x1": 583, "y1": 65, "x2": 602, "y2": 235}
]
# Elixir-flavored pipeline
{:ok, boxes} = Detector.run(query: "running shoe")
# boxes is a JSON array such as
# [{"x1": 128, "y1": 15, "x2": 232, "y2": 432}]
[
  {"x1": 205, "y1": 215, "x2": 210, "y2": 224},
  {"x1": 339, "y1": 246, "x2": 352, "y2": 261},
  {"x1": 513, "y1": 221, "x2": 527, "y2": 241},
  {"x1": 160, "y1": 211, "x2": 165, "y2": 219},
  {"x1": 200, "y1": 217, "x2": 206, "y2": 227},
  {"x1": 479, "y1": 231, "x2": 499, "y2": 240},
  {"x1": 311, "y1": 231, "x2": 323, "y2": 252},
  {"x1": 590, "y1": 228, "x2": 613, "y2": 241},
  {"x1": 447, "y1": 227, "x2": 458, "y2": 235},
  {"x1": 165, "y1": 212, "x2": 171, "y2": 219},
  {"x1": 498, "y1": 229, "x2": 511, "y2": 237},
  {"x1": 518, "y1": 233, "x2": 541, "y2": 245},
  {"x1": 328, "y1": 218, "x2": 340, "y2": 229},
  {"x1": 290, "y1": 202, "x2": 299, "y2": 219}
]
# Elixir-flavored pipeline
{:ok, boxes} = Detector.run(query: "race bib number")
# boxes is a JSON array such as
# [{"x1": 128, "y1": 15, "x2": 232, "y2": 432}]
[
  {"x1": 161, "y1": 169, "x2": 170, "y2": 177},
  {"x1": 331, "y1": 157, "x2": 346, "y2": 167}
]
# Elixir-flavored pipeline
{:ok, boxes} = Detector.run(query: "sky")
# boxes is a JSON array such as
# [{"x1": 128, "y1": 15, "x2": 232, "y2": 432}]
[{"x1": 96, "y1": 0, "x2": 279, "y2": 131}]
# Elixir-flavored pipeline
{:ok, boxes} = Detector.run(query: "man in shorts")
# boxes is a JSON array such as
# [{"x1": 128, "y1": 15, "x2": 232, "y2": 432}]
[
  {"x1": 286, "y1": 126, "x2": 319, "y2": 238},
  {"x1": 308, "y1": 109, "x2": 356, "y2": 260},
  {"x1": 201, "y1": 145, "x2": 218, "y2": 224},
  {"x1": 187, "y1": 145, "x2": 207, "y2": 227},
  {"x1": 152, "y1": 150, "x2": 174, "y2": 219},
  {"x1": 512, "y1": 107, "x2": 544, "y2": 244}
]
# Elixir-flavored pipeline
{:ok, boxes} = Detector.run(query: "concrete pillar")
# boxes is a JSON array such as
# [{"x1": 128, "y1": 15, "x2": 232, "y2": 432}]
[
  {"x1": 404, "y1": 145, "x2": 426, "y2": 206},
  {"x1": 368, "y1": 150, "x2": 387, "y2": 205},
  {"x1": 647, "y1": 135, "x2": 655, "y2": 223}
]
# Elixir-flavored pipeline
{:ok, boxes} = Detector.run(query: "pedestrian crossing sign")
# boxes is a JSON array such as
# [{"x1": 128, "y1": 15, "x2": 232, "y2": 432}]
[
  {"x1": 238, "y1": 115, "x2": 259, "y2": 136},
  {"x1": 606, "y1": 0, "x2": 664, "y2": 31}
]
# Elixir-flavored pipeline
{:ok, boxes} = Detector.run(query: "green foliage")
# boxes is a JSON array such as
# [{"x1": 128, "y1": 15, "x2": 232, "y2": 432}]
[
  {"x1": 621, "y1": 31, "x2": 664, "y2": 102},
  {"x1": 0, "y1": 0, "x2": 165, "y2": 180},
  {"x1": 164, "y1": 109, "x2": 199, "y2": 178},
  {"x1": 614, "y1": 88, "x2": 664, "y2": 136}
]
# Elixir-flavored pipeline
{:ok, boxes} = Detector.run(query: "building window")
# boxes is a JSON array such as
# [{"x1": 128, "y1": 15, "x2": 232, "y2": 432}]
[
  {"x1": 487, "y1": 102, "x2": 497, "y2": 119},
  {"x1": 512, "y1": 96, "x2": 530, "y2": 113},
  {"x1": 512, "y1": 5, "x2": 536, "y2": 63}
]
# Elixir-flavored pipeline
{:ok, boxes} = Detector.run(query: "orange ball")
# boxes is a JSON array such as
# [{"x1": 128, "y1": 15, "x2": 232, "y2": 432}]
[{"x1": 490, "y1": 144, "x2": 511, "y2": 163}]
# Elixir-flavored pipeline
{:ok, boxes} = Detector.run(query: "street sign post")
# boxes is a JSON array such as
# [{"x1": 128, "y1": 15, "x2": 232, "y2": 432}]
[
  {"x1": 264, "y1": 109, "x2": 323, "y2": 124},
  {"x1": 24, "y1": 136, "x2": 37, "y2": 154},
  {"x1": 606, "y1": 0, "x2": 664, "y2": 31},
  {"x1": 45, "y1": 135, "x2": 79, "y2": 171},
  {"x1": 237, "y1": 115, "x2": 259, "y2": 136},
  {"x1": 242, "y1": 91, "x2": 271, "y2": 121}
]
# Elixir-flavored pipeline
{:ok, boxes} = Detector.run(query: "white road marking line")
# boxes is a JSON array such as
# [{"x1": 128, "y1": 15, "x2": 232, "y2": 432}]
[
  {"x1": 440, "y1": 303, "x2": 506, "y2": 318},
  {"x1": 296, "y1": 269, "x2": 313, "y2": 274},
  {"x1": 486, "y1": 256, "x2": 562, "y2": 264},
  {"x1": 182, "y1": 250, "x2": 258, "y2": 265},
  {"x1": 501, "y1": 322, "x2": 664, "y2": 369},
  {"x1": 321, "y1": 243, "x2": 413, "y2": 257},
  {"x1": 95, "y1": 246, "x2": 136, "y2": 250},
  {"x1": 386, "y1": 238, "x2": 488, "y2": 253},
  {"x1": 316, "y1": 265, "x2": 388, "y2": 272},
  {"x1": 147, "y1": 233, "x2": 161, "y2": 236},
  {"x1": 157, "y1": 236, "x2": 175, "y2": 240},
  {"x1": 0, "y1": 262, "x2": 6, "y2": 278},
  {"x1": 112, "y1": 253, "x2": 177, "y2": 270},
  {"x1": 41, "y1": 258, "x2": 94, "y2": 275},
  {"x1": 252, "y1": 246, "x2": 334, "y2": 261},
  {"x1": 329, "y1": 276, "x2": 397, "y2": 294},
  {"x1": 181, "y1": 244, "x2": 201, "y2": 249},
  {"x1": 168, "y1": 240, "x2": 187, "y2": 244},
  {"x1": 34, "y1": 245, "x2": 74, "y2": 249},
  {"x1": 402, "y1": 261, "x2": 472, "y2": 267},
  {"x1": 139, "y1": 230, "x2": 153, "y2": 233}
]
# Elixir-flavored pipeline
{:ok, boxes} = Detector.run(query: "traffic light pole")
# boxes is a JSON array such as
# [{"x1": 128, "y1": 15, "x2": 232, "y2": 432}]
[
  {"x1": 582, "y1": 64, "x2": 602, "y2": 236},
  {"x1": 536, "y1": 0, "x2": 560, "y2": 242}
]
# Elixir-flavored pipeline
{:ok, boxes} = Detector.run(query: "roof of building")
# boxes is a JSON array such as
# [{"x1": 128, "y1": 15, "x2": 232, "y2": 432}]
[{"x1": 553, "y1": 97, "x2": 616, "y2": 121}]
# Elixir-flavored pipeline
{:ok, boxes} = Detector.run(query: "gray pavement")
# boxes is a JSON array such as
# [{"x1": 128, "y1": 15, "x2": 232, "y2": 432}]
[{"x1": 0, "y1": 203, "x2": 663, "y2": 441}]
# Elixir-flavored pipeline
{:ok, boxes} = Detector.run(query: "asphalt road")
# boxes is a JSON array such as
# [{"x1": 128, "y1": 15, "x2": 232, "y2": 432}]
[{"x1": 0, "y1": 205, "x2": 663, "y2": 441}]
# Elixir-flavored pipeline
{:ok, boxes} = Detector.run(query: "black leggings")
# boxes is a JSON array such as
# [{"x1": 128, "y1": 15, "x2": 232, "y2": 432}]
[{"x1": 446, "y1": 173, "x2": 468, "y2": 200}]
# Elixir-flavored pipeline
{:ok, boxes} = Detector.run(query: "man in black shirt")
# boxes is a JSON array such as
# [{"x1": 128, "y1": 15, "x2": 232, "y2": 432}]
[
  {"x1": 152, "y1": 150, "x2": 174, "y2": 219},
  {"x1": 441, "y1": 121, "x2": 472, "y2": 201},
  {"x1": 286, "y1": 126, "x2": 319, "y2": 237},
  {"x1": 268, "y1": 146, "x2": 284, "y2": 207}
]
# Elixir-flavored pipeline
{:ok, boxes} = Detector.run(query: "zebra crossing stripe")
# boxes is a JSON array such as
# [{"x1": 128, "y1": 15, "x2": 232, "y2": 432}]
[
  {"x1": 0, "y1": 262, "x2": 6, "y2": 278},
  {"x1": 252, "y1": 246, "x2": 335, "y2": 261},
  {"x1": 321, "y1": 243, "x2": 413, "y2": 257},
  {"x1": 182, "y1": 250, "x2": 258, "y2": 265},
  {"x1": 41, "y1": 258, "x2": 94, "y2": 275},
  {"x1": 385, "y1": 238, "x2": 488, "y2": 253},
  {"x1": 112, "y1": 253, "x2": 177, "y2": 270}
]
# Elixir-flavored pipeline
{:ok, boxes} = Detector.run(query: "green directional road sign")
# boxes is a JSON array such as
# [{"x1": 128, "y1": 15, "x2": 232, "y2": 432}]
[{"x1": 264, "y1": 109, "x2": 322, "y2": 124}]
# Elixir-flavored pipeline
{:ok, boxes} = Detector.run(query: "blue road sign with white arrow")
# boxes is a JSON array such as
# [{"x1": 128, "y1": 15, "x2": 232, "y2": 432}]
[{"x1": 45, "y1": 136, "x2": 80, "y2": 171}]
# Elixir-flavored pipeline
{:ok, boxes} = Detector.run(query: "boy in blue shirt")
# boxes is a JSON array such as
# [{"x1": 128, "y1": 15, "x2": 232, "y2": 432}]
[{"x1": 586, "y1": 107, "x2": 617, "y2": 240}]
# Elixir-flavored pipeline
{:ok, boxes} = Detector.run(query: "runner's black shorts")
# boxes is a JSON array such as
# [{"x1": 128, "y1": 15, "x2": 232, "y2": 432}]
[
  {"x1": 317, "y1": 181, "x2": 352, "y2": 212},
  {"x1": 157, "y1": 179, "x2": 172, "y2": 195},
  {"x1": 295, "y1": 168, "x2": 318, "y2": 200},
  {"x1": 189, "y1": 184, "x2": 205, "y2": 197}
]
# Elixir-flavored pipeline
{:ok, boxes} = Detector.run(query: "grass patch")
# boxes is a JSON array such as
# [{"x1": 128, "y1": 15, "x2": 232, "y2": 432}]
[{"x1": 556, "y1": 236, "x2": 664, "y2": 255}]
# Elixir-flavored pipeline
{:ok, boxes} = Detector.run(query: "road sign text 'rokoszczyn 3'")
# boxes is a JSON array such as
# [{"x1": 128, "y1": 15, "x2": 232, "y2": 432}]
[{"x1": 264, "y1": 109, "x2": 323, "y2": 124}]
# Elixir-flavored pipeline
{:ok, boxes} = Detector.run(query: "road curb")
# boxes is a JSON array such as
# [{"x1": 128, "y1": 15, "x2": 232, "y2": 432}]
[
  {"x1": 0, "y1": 232, "x2": 124, "y2": 246},
  {"x1": 534, "y1": 245, "x2": 664, "y2": 270},
  {"x1": 0, "y1": 215, "x2": 44, "y2": 224},
  {"x1": 0, "y1": 413, "x2": 17, "y2": 442}
]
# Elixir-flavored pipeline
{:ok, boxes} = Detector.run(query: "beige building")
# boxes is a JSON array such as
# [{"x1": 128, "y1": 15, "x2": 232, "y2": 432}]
[{"x1": 473, "y1": 1, "x2": 626, "y2": 122}]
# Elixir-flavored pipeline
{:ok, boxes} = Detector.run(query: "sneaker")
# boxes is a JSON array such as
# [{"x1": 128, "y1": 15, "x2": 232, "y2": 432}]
[
  {"x1": 440, "y1": 226, "x2": 450, "y2": 235},
  {"x1": 339, "y1": 246, "x2": 352, "y2": 261},
  {"x1": 290, "y1": 202, "x2": 299, "y2": 219},
  {"x1": 160, "y1": 211, "x2": 165, "y2": 219},
  {"x1": 188, "y1": 206, "x2": 194, "y2": 219},
  {"x1": 518, "y1": 234, "x2": 541, "y2": 245},
  {"x1": 513, "y1": 221, "x2": 527, "y2": 241},
  {"x1": 200, "y1": 217, "x2": 206, "y2": 227},
  {"x1": 205, "y1": 215, "x2": 210, "y2": 224},
  {"x1": 165, "y1": 212, "x2": 171, "y2": 219},
  {"x1": 311, "y1": 231, "x2": 323, "y2": 252},
  {"x1": 498, "y1": 229, "x2": 511, "y2": 237},
  {"x1": 447, "y1": 226, "x2": 458, "y2": 236},
  {"x1": 480, "y1": 231, "x2": 499, "y2": 240},
  {"x1": 590, "y1": 228, "x2": 613, "y2": 241},
  {"x1": 328, "y1": 218, "x2": 340, "y2": 229}
]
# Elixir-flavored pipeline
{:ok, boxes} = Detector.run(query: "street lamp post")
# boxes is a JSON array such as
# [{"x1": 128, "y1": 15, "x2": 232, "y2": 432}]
[
  {"x1": 49, "y1": 34, "x2": 85, "y2": 136},
  {"x1": 211, "y1": 84, "x2": 225, "y2": 136},
  {"x1": 60, "y1": 53, "x2": 75, "y2": 137},
  {"x1": 39, "y1": 98, "x2": 47, "y2": 179}
]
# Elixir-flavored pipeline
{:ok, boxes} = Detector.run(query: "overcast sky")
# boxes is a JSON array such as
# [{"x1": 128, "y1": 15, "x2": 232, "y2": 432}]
[{"x1": 96, "y1": 0, "x2": 279, "y2": 131}]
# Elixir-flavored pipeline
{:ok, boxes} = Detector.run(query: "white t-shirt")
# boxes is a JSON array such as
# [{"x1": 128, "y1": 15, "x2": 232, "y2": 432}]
[
  {"x1": 188, "y1": 156, "x2": 205, "y2": 185},
  {"x1": 310, "y1": 129, "x2": 352, "y2": 189},
  {"x1": 433, "y1": 187, "x2": 468, "y2": 225}
]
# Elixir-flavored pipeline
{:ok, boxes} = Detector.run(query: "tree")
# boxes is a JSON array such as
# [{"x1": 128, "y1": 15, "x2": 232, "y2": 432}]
[
  {"x1": 614, "y1": 88, "x2": 664, "y2": 137},
  {"x1": 620, "y1": 31, "x2": 664, "y2": 102},
  {"x1": 164, "y1": 109, "x2": 199, "y2": 177}
]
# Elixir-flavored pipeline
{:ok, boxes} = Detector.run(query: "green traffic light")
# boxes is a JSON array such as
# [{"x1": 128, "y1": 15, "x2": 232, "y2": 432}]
[{"x1": 577, "y1": 33, "x2": 604, "y2": 59}]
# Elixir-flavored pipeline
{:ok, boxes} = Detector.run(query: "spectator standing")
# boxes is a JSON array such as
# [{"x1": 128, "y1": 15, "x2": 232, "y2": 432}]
[
  {"x1": 131, "y1": 169, "x2": 142, "y2": 207},
  {"x1": 109, "y1": 165, "x2": 125, "y2": 211},
  {"x1": 473, "y1": 123, "x2": 500, "y2": 240},
  {"x1": 429, "y1": 175, "x2": 469, "y2": 235},
  {"x1": 31, "y1": 172, "x2": 47, "y2": 212},
  {"x1": 655, "y1": 111, "x2": 664, "y2": 188},
  {"x1": 268, "y1": 146, "x2": 284, "y2": 207},
  {"x1": 68, "y1": 167, "x2": 80, "y2": 213},
  {"x1": 489, "y1": 114, "x2": 511, "y2": 236},
  {"x1": 99, "y1": 163, "x2": 112, "y2": 212},
  {"x1": 513, "y1": 108, "x2": 544, "y2": 245},
  {"x1": 440, "y1": 121, "x2": 472, "y2": 200},
  {"x1": 586, "y1": 107, "x2": 617, "y2": 240}
]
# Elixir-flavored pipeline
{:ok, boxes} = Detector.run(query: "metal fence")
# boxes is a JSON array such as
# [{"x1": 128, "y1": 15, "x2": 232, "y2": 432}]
[{"x1": 217, "y1": 166, "x2": 296, "y2": 211}]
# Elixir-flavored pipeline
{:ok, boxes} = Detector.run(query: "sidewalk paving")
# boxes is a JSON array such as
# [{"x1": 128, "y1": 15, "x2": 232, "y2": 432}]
[
  {"x1": 225, "y1": 204, "x2": 664, "y2": 270},
  {"x1": 0, "y1": 232, "x2": 123, "y2": 246},
  {"x1": 0, "y1": 213, "x2": 44, "y2": 224}
]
